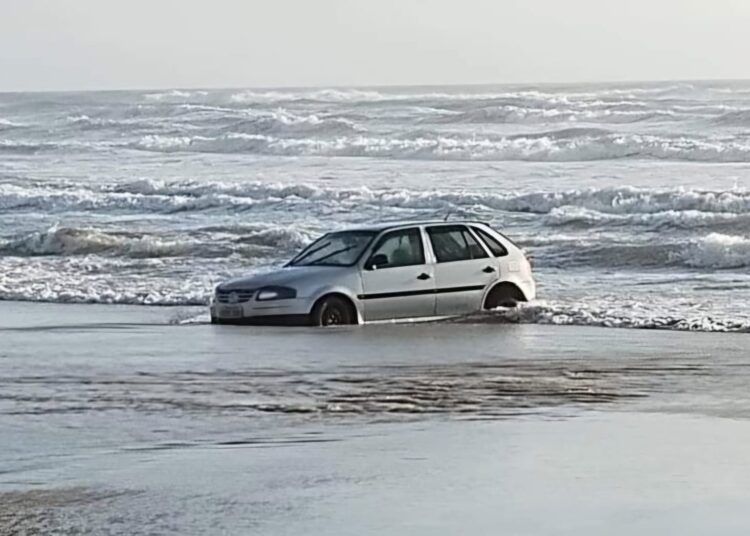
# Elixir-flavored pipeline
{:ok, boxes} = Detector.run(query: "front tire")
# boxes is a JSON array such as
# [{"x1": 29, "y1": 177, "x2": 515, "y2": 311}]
[{"x1": 311, "y1": 296, "x2": 355, "y2": 327}]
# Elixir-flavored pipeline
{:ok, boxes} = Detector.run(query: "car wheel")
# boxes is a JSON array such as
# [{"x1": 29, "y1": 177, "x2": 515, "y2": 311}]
[
  {"x1": 311, "y1": 296, "x2": 354, "y2": 327},
  {"x1": 484, "y1": 284, "x2": 525, "y2": 309}
]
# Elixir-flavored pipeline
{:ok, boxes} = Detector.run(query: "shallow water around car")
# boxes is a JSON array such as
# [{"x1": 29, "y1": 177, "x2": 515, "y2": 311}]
[{"x1": 2, "y1": 301, "x2": 750, "y2": 534}]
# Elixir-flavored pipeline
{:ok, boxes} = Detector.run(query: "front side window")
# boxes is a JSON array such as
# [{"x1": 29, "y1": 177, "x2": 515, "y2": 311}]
[
  {"x1": 289, "y1": 231, "x2": 376, "y2": 267},
  {"x1": 427, "y1": 225, "x2": 489, "y2": 263},
  {"x1": 366, "y1": 228, "x2": 425, "y2": 269},
  {"x1": 472, "y1": 227, "x2": 509, "y2": 257}
]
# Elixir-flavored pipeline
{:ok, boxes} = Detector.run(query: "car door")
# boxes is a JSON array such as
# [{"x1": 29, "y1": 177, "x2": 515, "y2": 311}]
[
  {"x1": 359, "y1": 227, "x2": 436, "y2": 321},
  {"x1": 426, "y1": 225, "x2": 499, "y2": 316}
]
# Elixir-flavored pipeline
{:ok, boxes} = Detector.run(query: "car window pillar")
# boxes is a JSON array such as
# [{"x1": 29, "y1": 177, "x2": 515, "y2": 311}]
[{"x1": 466, "y1": 226, "x2": 494, "y2": 258}]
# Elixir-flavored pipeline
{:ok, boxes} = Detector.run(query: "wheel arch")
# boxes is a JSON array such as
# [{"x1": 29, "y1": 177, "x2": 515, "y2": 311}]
[
  {"x1": 482, "y1": 280, "x2": 528, "y2": 309},
  {"x1": 310, "y1": 291, "x2": 361, "y2": 324}
]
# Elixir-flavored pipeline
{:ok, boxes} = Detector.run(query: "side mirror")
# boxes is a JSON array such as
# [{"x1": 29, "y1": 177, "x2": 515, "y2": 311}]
[{"x1": 366, "y1": 253, "x2": 389, "y2": 270}]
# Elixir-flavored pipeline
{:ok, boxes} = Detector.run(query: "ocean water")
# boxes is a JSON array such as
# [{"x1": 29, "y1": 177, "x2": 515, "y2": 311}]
[{"x1": 2, "y1": 81, "x2": 750, "y2": 331}]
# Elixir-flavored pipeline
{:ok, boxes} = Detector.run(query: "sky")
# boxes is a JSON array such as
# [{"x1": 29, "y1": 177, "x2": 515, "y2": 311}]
[{"x1": 1, "y1": 0, "x2": 749, "y2": 91}]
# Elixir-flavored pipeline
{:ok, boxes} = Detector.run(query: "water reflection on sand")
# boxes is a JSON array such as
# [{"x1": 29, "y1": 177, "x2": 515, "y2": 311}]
[{"x1": 2, "y1": 302, "x2": 750, "y2": 535}]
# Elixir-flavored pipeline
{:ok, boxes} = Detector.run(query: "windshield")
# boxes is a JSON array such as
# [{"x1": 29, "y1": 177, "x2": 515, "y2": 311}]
[{"x1": 289, "y1": 231, "x2": 377, "y2": 267}]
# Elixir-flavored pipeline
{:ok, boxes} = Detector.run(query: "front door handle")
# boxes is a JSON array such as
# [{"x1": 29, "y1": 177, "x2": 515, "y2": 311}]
[
  {"x1": 482, "y1": 266, "x2": 496, "y2": 273},
  {"x1": 417, "y1": 273, "x2": 431, "y2": 280}
]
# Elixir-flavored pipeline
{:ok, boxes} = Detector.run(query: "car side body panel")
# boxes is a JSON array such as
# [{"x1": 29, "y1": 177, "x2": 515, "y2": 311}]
[
  {"x1": 359, "y1": 264, "x2": 436, "y2": 321},
  {"x1": 358, "y1": 226, "x2": 436, "y2": 321}
]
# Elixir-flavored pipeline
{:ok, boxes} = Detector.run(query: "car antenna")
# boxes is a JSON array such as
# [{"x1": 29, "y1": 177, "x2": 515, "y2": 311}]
[{"x1": 443, "y1": 211, "x2": 452, "y2": 222}]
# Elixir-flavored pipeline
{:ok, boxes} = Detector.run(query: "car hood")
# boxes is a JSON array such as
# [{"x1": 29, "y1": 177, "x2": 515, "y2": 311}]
[{"x1": 217, "y1": 266, "x2": 351, "y2": 291}]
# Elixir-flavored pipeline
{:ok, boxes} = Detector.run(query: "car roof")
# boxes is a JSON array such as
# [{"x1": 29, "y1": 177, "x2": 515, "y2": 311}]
[{"x1": 337, "y1": 220, "x2": 492, "y2": 233}]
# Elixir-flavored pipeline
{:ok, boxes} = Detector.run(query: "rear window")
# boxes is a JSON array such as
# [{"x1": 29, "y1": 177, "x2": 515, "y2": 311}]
[{"x1": 472, "y1": 227, "x2": 509, "y2": 257}]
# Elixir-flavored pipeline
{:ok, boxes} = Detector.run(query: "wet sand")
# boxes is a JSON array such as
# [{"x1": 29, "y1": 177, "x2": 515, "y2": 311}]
[{"x1": 2, "y1": 301, "x2": 750, "y2": 534}]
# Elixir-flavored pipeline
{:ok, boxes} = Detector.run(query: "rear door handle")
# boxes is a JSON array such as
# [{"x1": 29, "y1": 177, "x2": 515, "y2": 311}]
[
  {"x1": 482, "y1": 266, "x2": 496, "y2": 273},
  {"x1": 417, "y1": 273, "x2": 431, "y2": 280}
]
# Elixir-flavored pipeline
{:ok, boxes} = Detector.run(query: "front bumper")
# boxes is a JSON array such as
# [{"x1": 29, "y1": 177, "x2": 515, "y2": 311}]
[{"x1": 210, "y1": 297, "x2": 315, "y2": 326}]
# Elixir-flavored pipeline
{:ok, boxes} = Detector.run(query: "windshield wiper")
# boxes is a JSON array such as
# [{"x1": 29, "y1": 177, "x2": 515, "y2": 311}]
[
  {"x1": 308, "y1": 245, "x2": 356, "y2": 266},
  {"x1": 292, "y1": 241, "x2": 331, "y2": 266}
]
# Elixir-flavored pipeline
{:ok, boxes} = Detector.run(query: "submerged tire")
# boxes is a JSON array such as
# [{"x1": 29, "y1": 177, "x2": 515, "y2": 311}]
[
  {"x1": 484, "y1": 283, "x2": 526, "y2": 310},
  {"x1": 311, "y1": 296, "x2": 355, "y2": 327}
]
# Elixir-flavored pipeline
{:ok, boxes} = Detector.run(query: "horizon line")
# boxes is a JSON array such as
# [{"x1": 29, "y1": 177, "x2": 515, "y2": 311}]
[{"x1": 2, "y1": 77, "x2": 750, "y2": 96}]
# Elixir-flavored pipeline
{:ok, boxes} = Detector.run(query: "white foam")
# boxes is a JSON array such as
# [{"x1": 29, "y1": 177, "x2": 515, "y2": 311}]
[
  {"x1": 679, "y1": 233, "x2": 750, "y2": 269},
  {"x1": 116, "y1": 180, "x2": 750, "y2": 216},
  {"x1": 144, "y1": 89, "x2": 206, "y2": 101},
  {"x1": 472, "y1": 301, "x2": 750, "y2": 333},
  {"x1": 222, "y1": 108, "x2": 363, "y2": 136},
  {"x1": 227, "y1": 84, "x2": 695, "y2": 104},
  {"x1": 545, "y1": 206, "x2": 748, "y2": 228},
  {"x1": 442, "y1": 105, "x2": 679, "y2": 125},
  {"x1": 126, "y1": 131, "x2": 750, "y2": 162},
  {"x1": 8, "y1": 180, "x2": 750, "y2": 219},
  {"x1": 0, "y1": 224, "x2": 311, "y2": 259},
  {"x1": 0, "y1": 118, "x2": 24, "y2": 128}
]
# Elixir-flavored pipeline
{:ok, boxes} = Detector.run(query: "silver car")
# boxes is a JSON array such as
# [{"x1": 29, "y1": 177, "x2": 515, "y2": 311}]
[{"x1": 210, "y1": 221, "x2": 536, "y2": 326}]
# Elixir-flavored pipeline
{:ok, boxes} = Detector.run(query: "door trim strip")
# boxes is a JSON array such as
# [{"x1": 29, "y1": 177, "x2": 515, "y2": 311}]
[{"x1": 357, "y1": 285, "x2": 485, "y2": 301}]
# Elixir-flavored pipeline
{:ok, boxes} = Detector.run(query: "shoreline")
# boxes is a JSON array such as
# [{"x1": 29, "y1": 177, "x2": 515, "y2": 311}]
[{"x1": 3, "y1": 299, "x2": 750, "y2": 336}]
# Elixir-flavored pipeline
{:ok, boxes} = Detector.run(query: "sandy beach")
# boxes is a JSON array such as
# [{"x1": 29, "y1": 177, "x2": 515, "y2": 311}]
[{"x1": 3, "y1": 300, "x2": 750, "y2": 534}]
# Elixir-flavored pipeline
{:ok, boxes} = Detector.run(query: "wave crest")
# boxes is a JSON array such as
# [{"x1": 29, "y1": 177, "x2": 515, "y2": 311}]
[
  {"x1": 0, "y1": 225, "x2": 310, "y2": 259},
  {"x1": 8, "y1": 181, "x2": 750, "y2": 220},
  {"x1": 221, "y1": 109, "x2": 363, "y2": 137},
  {"x1": 126, "y1": 132, "x2": 750, "y2": 162},
  {"x1": 0, "y1": 118, "x2": 25, "y2": 129},
  {"x1": 144, "y1": 90, "x2": 208, "y2": 101},
  {"x1": 678, "y1": 233, "x2": 750, "y2": 269},
  {"x1": 545, "y1": 206, "x2": 750, "y2": 230},
  {"x1": 431, "y1": 106, "x2": 678, "y2": 125}
]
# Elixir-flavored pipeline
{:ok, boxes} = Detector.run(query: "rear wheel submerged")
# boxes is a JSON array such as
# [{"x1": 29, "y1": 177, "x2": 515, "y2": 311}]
[
  {"x1": 311, "y1": 296, "x2": 355, "y2": 327},
  {"x1": 484, "y1": 283, "x2": 526, "y2": 309}
]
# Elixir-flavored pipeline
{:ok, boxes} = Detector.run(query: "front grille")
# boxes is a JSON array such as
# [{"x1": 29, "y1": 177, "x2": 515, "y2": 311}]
[{"x1": 216, "y1": 289, "x2": 255, "y2": 303}]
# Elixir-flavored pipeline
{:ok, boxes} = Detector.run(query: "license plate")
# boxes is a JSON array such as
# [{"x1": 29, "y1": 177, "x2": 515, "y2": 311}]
[{"x1": 219, "y1": 305, "x2": 243, "y2": 318}]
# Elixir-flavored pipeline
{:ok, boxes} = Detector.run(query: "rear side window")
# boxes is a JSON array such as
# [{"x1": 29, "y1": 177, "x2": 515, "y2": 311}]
[
  {"x1": 472, "y1": 227, "x2": 509, "y2": 257},
  {"x1": 427, "y1": 226, "x2": 489, "y2": 263}
]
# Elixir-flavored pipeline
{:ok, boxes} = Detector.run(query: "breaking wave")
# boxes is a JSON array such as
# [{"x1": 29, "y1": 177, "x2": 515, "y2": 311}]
[
  {"x1": 463, "y1": 301, "x2": 750, "y2": 333},
  {"x1": 545, "y1": 206, "x2": 750, "y2": 230},
  {"x1": 89, "y1": 181, "x2": 750, "y2": 218},
  {"x1": 540, "y1": 233, "x2": 750, "y2": 270},
  {"x1": 218, "y1": 109, "x2": 363, "y2": 137},
  {"x1": 4, "y1": 222, "x2": 748, "y2": 273},
  {"x1": 6, "y1": 180, "x2": 750, "y2": 221},
  {"x1": 430, "y1": 106, "x2": 679, "y2": 125},
  {"x1": 0, "y1": 225, "x2": 310, "y2": 259},
  {"x1": 679, "y1": 233, "x2": 750, "y2": 269},
  {"x1": 126, "y1": 132, "x2": 750, "y2": 162},
  {"x1": 0, "y1": 118, "x2": 24, "y2": 129},
  {"x1": 144, "y1": 90, "x2": 208, "y2": 101},
  {"x1": 65, "y1": 114, "x2": 166, "y2": 130},
  {"x1": 227, "y1": 84, "x2": 697, "y2": 105},
  {"x1": 534, "y1": 233, "x2": 750, "y2": 270}
]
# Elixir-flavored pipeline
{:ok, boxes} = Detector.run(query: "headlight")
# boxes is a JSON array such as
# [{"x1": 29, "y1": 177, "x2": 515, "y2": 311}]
[{"x1": 256, "y1": 286, "x2": 297, "y2": 301}]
